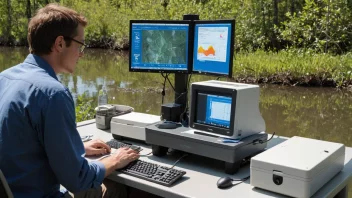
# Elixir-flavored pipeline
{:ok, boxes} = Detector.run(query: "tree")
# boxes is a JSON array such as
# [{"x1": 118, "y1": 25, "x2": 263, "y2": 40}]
[
  {"x1": 26, "y1": 0, "x2": 31, "y2": 23},
  {"x1": 5, "y1": 0, "x2": 12, "y2": 44}
]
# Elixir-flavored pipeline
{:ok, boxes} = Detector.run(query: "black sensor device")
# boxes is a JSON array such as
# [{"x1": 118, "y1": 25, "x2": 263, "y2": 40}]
[{"x1": 161, "y1": 103, "x2": 182, "y2": 122}]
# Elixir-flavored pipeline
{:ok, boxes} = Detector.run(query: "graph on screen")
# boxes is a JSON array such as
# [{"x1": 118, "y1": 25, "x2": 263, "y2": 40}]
[
  {"x1": 196, "y1": 27, "x2": 228, "y2": 62},
  {"x1": 197, "y1": 46, "x2": 215, "y2": 56},
  {"x1": 210, "y1": 101, "x2": 231, "y2": 121}
]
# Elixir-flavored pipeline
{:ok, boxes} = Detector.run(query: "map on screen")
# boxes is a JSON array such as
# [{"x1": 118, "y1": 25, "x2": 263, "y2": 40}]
[
  {"x1": 142, "y1": 30, "x2": 187, "y2": 64},
  {"x1": 130, "y1": 22, "x2": 189, "y2": 72}
]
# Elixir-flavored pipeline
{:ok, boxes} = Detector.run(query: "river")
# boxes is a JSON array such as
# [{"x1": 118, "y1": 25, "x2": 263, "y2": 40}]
[{"x1": 1, "y1": 46, "x2": 351, "y2": 146}]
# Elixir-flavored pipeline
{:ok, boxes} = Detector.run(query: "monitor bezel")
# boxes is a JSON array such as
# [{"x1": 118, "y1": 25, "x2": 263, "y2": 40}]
[
  {"x1": 129, "y1": 20, "x2": 193, "y2": 74},
  {"x1": 189, "y1": 84, "x2": 236, "y2": 137},
  {"x1": 191, "y1": 19, "x2": 235, "y2": 78}
]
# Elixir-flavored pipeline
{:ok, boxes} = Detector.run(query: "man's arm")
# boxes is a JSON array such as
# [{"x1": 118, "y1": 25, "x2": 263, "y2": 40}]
[{"x1": 42, "y1": 90, "x2": 105, "y2": 192}]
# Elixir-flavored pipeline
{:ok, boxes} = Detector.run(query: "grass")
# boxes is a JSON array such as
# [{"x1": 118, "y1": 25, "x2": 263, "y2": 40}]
[{"x1": 233, "y1": 50, "x2": 352, "y2": 87}]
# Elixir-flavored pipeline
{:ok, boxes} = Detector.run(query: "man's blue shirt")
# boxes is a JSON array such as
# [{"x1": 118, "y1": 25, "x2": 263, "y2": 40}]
[{"x1": 0, "y1": 54, "x2": 106, "y2": 197}]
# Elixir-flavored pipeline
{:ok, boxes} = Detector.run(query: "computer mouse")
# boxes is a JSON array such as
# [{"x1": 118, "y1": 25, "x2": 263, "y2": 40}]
[
  {"x1": 217, "y1": 177, "x2": 233, "y2": 189},
  {"x1": 157, "y1": 122, "x2": 179, "y2": 129}
]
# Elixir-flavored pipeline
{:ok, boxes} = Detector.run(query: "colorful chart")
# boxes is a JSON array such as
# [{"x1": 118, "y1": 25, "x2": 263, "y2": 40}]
[
  {"x1": 198, "y1": 46, "x2": 216, "y2": 56},
  {"x1": 196, "y1": 27, "x2": 228, "y2": 62}
]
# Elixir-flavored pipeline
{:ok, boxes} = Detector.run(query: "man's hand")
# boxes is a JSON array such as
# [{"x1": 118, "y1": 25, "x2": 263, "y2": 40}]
[
  {"x1": 84, "y1": 139, "x2": 111, "y2": 156},
  {"x1": 111, "y1": 147, "x2": 140, "y2": 169},
  {"x1": 99, "y1": 146, "x2": 140, "y2": 176}
]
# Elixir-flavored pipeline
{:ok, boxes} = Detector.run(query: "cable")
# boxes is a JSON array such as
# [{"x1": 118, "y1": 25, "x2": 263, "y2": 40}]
[
  {"x1": 252, "y1": 132, "x2": 275, "y2": 145},
  {"x1": 187, "y1": 74, "x2": 192, "y2": 90},
  {"x1": 231, "y1": 175, "x2": 250, "y2": 187},
  {"x1": 139, "y1": 151, "x2": 152, "y2": 156},
  {"x1": 159, "y1": 73, "x2": 168, "y2": 118},
  {"x1": 174, "y1": 91, "x2": 187, "y2": 102},
  {"x1": 240, "y1": 132, "x2": 276, "y2": 146},
  {"x1": 165, "y1": 73, "x2": 176, "y2": 92},
  {"x1": 231, "y1": 175, "x2": 250, "y2": 182},
  {"x1": 179, "y1": 74, "x2": 192, "y2": 124},
  {"x1": 170, "y1": 154, "x2": 188, "y2": 169},
  {"x1": 185, "y1": 74, "x2": 192, "y2": 108},
  {"x1": 174, "y1": 74, "x2": 192, "y2": 105},
  {"x1": 160, "y1": 73, "x2": 168, "y2": 105}
]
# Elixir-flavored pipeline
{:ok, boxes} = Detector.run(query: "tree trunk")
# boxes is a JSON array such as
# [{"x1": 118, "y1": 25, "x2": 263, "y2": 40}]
[
  {"x1": 291, "y1": 0, "x2": 294, "y2": 16},
  {"x1": 348, "y1": 0, "x2": 352, "y2": 10},
  {"x1": 6, "y1": 0, "x2": 12, "y2": 44},
  {"x1": 273, "y1": 0, "x2": 280, "y2": 50},
  {"x1": 325, "y1": 0, "x2": 330, "y2": 53},
  {"x1": 273, "y1": 0, "x2": 278, "y2": 26},
  {"x1": 34, "y1": 0, "x2": 37, "y2": 12},
  {"x1": 261, "y1": 0, "x2": 266, "y2": 39},
  {"x1": 26, "y1": 0, "x2": 31, "y2": 23}
]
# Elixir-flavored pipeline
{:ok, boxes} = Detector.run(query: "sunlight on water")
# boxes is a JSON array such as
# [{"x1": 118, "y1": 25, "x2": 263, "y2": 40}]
[{"x1": 1, "y1": 46, "x2": 352, "y2": 195}]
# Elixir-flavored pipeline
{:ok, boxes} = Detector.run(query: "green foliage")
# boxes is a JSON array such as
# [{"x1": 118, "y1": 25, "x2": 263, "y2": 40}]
[
  {"x1": 75, "y1": 92, "x2": 96, "y2": 122},
  {"x1": 1, "y1": 0, "x2": 352, "y2": 53},
  {"x1": 234, "y1": 1, "x2": 268, "y2": 51},
  {"x1": 69, "y1": 0, "x2": 166, "y2": 49},
  {"x1": 279, "y1": 0, "x2": 352, "y2": 53},
  {"x1": 234, "y1": 49, "x2": 352, "y2": 86}
]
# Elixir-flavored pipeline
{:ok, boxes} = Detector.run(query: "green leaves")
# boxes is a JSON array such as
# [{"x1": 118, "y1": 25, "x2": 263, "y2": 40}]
[
  {"x1": 0, "y1": 0, "x2": 351, "y2": 53},
  {"x1": 279, "y1": 0, "x2": 352, "y2": 53},
  {"x1": 234, "y1": 49, "x2": 352, "y2": 87},
  {"x1": 75, "y1": 93, "x2": 96, "y2": 122}
]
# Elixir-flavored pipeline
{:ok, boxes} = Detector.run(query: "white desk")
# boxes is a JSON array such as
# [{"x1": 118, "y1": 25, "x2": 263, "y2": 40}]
[{"x1": 77, "y1": 120, "x2": 352, "y2": 198}]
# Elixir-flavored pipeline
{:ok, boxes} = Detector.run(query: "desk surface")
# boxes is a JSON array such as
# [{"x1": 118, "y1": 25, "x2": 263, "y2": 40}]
[{"x1": 77, "y1": 120, "x2": 352, "y2": 198}]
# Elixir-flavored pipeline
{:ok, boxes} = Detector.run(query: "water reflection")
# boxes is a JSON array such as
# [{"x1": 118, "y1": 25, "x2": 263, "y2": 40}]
[
  {"x1": 260, "y1": 85, "x2": 352, "y2": 146},
  {"x1": 1, "y1": 46, "x2": 351, "y2": 147}
]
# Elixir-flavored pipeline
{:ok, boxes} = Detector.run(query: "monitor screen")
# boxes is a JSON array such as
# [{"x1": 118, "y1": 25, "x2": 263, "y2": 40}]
[
  {"x1": 189, "y1": 82, "x2": 237, "y2": 137},
  {"x1": 192, "y1": 20, "x2": 235, "y2": 77},
  {"x1": 195, "y1": 93, "x2": 232, "y2": 129},
  {"x1": 129, "y1": 20, "x2": 191, "y2": 73}
]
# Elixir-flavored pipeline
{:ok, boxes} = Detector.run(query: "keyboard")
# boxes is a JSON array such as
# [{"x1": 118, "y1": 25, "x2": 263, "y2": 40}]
[
  {"x1": 106, "y1": 139, "x2": 142, "y2": 152},
  {"x1": 118, "y1": 160, "x2": 186, "y2": 186}
]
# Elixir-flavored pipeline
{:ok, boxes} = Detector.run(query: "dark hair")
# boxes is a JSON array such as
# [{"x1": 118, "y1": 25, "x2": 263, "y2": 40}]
[{"x1": 28, "y1": 3, "x2": 87, "y2": 55}]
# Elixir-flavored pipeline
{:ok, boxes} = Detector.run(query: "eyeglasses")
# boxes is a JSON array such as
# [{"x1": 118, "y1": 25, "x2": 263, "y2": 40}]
[{"x1": 63, "y1": 36, "x2": 86, "y2": 53}]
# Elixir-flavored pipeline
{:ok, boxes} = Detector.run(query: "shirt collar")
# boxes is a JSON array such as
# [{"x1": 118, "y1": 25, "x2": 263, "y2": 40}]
[{"x1": 23, "y1": 54, "x2": 59, "y2": 81}]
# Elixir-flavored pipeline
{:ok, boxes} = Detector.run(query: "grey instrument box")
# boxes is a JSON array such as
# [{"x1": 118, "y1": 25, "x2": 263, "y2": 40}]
[
  {"x1": 146, "y1": 123, "x2": 267, "y2": 174},
  {"x1": 111, "y1": 112, "x2": 160, "y2": 141},
  {"x1": 250, "y1": 136, "x2": 345, "y2": 198},
  {"x1": 95, "y1": 104, "x2": 134, "y2": 130}
]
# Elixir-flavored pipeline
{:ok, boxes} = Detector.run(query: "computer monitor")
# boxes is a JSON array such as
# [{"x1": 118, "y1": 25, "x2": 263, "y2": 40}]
[
  {"x1": 129, "y1": 20, "x2": 192, "y2": 73},
  {"x1": 189, "y1": 80, "x2": 265, "y2": 139},
  {"x1": 192, "y1": 20, "x2": 235, "y2": 77}
]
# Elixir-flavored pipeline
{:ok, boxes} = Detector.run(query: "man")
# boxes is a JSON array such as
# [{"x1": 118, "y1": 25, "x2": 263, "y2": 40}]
[{"x1": 0, "y1": 3, "x2": 139, "y2": 198}]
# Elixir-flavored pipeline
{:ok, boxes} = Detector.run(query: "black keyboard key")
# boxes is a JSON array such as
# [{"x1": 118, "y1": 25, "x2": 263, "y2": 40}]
[
  {"x1": 106, "y1": 139, "x2": 142, "y2": 152},
  {"x1": 117, "y1": 160, "x2": 186, "y2": 187}
]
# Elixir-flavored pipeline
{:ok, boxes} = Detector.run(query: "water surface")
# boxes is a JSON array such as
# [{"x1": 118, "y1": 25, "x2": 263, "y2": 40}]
[{"x1": 1, "y1": 46, "x2": 351, "y2": 147}]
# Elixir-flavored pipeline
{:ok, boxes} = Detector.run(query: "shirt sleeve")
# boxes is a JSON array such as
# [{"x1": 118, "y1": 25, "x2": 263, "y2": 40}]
[{"x1": 42, "y1": 89, "x2": 105, "y2": 193}]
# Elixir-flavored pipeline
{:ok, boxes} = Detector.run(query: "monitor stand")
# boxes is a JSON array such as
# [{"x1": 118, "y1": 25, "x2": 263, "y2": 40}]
[{"x1": 145, "y1": 122, "x2": 268, "y2": 174}]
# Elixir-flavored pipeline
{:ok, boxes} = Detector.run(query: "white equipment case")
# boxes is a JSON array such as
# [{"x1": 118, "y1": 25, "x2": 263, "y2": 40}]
[
  {"x1": 110, "y1": 112, "x2": 160, "y2": 141},
  {"x1": 250, "y1": 136, "x2": 345, "y2": 198}
]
